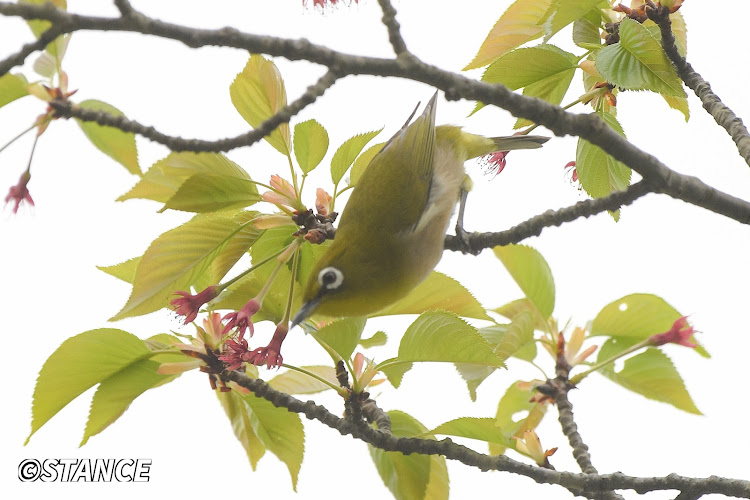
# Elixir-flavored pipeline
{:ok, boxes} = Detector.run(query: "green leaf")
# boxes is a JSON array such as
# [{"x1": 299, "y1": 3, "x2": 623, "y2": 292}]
[
  {"x1": 360, "y1": 330, "x2": 388, "y2": 349},
  {"x1": 429, "y1": 417, "x2": 510, "y2": 446},
  {"x1": 350, "y1": 141, "x2": 386, "y2": 186},
  {"x1": 595, "y1": 18, "x2": 685, "y2": 97},
  {"x1": 369, "y1": 411, "x2": 445, "y2": 500},
  {"x1": 490, "y1": 381, "x2": 548, "y2": 455},
  {"x1": 591, "y1": 293, "x2": 706, "y2": 356},
  {"x1": 33, "y1": 52, "x2": 57, "y2": 78},
  {"x1": 21, "y1": 0, "x2": 67, "y2": 38},
  {"x1": 374, "y1": 272, "x2": 491, "y2": 320},
  {"x1": 217, "y1": 390, "x2": 266, "y2": 469},
  {"x1": 456, "y1": 314, "x2": 535, "y2": 400},
  {"x1": 230, "y1": 54, "x2": 291, "y2": 156},
  {"x1": 597, "y1": 340, "x2": 701, "y2": 414},
  {"x1": 662, "y1": 95, "x2": 689, "y2": 122},
  {"x1": 669, "y1": 11, "x2": 688, "y2": 57},
  {"x1": 493, "y1": 244, "x2": 555, "y2": 318},
  {"x1": 482, "y1": 44, "x2": 578, "y2": 91},
  {"x1": 330, "y1": 129, "x2": 382, "y2": 185},
  {"x1": 81, "y1": 357, "x2": 182, "y2": 445},
  {"x1": 479, "y1": 44, "x2": 578, "y2": 123},
  {"x1": 28, "y1": 329, "x2": 150, "y2": 443},
  {"x1": 239, "y1": 391, "x2": 305, "y2": 489},
  {"x1": 463, "y1": 0, "x2": 551, "y2": 70},
  {"x1": 76, "y1": 99, "x2": 140, "y2": 175},
  {"x1": 454, "y1": 362, "x2": 494, "y2": 402},
  {"x1": 194, "y1": 211, "x2": 264, "y2": 291},
  {"x1": 572, "y1": 11, "x2": 603, "y2": 50},
  {"x1": 0, "y1": 73, "x2": 29, "y2": 108},
  {"x1": 495, "y1": 312, "x2": 535, "y2": 361},
  {"x1": 493, "y1": 298, "x2": 549, "y2": 333},
  {"x1": 97, "y1": 256, "x2": 142, "y2": 284},
  {"x1": 575, "y1": 111, "x2": 631, "y2": 214},
  {"x1": 540, "y1": 0, "x2": 603, "y2": 42},
  {"x1": 391, "y1": 312, "x2": 505, "y2": 368},
  {"x1": 160, "y1": 174, "x2": 261, "y2": 213},
  {"x1": 592, "y1": 293, "x2": 683, "y2": 339},
  {"x1": 293, "y1": 119, "x2": 329, "y2": 174},
  {"x1": 314, "y1": 317, "x2": 367, "y2": 361},
  {"x1": 268, "y1": 365, "x2": 338, "y2": 395},
  {"x1": 111, "y1": 214, "x2": 250, "y2": 320},
  {"x1": 424, "y1": 451, "x2": 449, "y2": 500},
  {"x1": 120, "y1": 152, "x2": 251, "y2": 203},
  {"x1": 381, "y1": 362, "x2": 412, "y2": 389}
]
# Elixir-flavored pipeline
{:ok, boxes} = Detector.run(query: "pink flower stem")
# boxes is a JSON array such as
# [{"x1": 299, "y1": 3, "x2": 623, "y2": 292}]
[
  {"x1": 280, "y1": 246, "x2": 301, "y2": 325},
  {"x1": 216, "y1": 242, "x2": 288, "y2": 291},
  {"x1": 0, "y1": 122, "x2": 36, "y2": 156}
]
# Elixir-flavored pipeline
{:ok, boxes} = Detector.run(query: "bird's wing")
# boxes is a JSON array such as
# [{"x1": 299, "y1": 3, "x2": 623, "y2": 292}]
[{"x1": 337, "y1": 92, "x2": 438, "y2": 236}]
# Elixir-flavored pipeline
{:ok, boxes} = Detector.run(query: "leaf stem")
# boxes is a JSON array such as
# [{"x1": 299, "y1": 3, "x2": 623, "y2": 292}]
[
  {"x1": 279, "y1": 363, "x2": 348, "y2": 397},
  {"x1": 569, "y1": 338, "x2": 650, "y2": 385}
]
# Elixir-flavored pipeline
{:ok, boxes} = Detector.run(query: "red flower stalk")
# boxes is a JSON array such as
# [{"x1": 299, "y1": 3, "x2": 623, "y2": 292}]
[
  {"x1": 245, "y1": 322, "x2": 289, "y2": 369},
  {"x1": 5, "y1": 171, "x2": 34, "y2": 214},
  {"x1": 649, "y1": 316, "x2": 697, "y2": 348},
  {"x1": 171, "y1": 286, "x2": 220, "y2": 324},
  {"x1": 223, "y1": 298, "x2": 262, "y2": 342}
]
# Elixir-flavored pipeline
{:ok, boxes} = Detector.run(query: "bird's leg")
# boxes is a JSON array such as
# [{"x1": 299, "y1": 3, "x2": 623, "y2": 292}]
[{"x1": 454, "y1": 175, "x2": 476, "y2": 254}]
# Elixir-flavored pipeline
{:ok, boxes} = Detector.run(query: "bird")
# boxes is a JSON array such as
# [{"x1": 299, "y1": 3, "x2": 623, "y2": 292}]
[{"x1": 292, "y1": 92, "x2": 548, "y2": 326}]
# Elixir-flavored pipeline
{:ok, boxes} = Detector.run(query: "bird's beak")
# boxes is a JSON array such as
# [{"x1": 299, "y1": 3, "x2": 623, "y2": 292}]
[{"x1": 291, "y1": 295, "x2": 322, "y2": 328}]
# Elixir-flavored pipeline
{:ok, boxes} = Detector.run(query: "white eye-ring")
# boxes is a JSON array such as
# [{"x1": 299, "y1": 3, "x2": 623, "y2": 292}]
[{"x1": 318, "y1": 267, "x2": 344, "y2": 290}]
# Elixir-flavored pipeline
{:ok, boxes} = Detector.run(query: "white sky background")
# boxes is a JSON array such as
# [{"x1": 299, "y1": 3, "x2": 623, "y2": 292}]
[{"x1": 1, "y1": 1, "x2": 749, "y2": 499}]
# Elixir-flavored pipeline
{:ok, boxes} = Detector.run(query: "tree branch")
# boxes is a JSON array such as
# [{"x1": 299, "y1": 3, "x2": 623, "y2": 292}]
[
  {"x1": 377, "y1": 0, "x2": 407, "y2": 55},
  {"x1": 2, "y1": 2, "x2": 750, "y2": 228},
  {"x1": 444, "y1": 180, "x2": 652, "y2": 253},
  {"x1": 0, "y1": 23, "x2": 65, "y2": 77},
  {"x1": 113, "y1": 0, "x2": 135, "y2": 17},
  {"x1": 220, "y1": 369, "x2": 750, "y2": 498},
  {"x1": 48, "y1": 70, "x2": 340, "y2": 152},
  {"x1": 649, "y1": 5, "x2": 750, "y2": 168}
]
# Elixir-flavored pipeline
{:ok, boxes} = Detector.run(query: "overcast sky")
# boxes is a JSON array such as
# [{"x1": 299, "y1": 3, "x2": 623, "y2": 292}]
[{"x1": 2, "y1": 1, "x2": 749, "y2": 499}]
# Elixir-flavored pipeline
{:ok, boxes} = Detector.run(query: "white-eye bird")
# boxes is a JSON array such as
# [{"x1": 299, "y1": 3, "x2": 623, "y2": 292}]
[{"x1": 292, "y1": 92, "x2": 547, "y2": 325}]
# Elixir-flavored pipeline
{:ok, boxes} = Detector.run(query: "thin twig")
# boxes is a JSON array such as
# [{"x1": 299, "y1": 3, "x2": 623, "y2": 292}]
[
  {"x1": 49, "y1": 70, "x2": 340, "y2": 152},
  {"x1": 376, "y1": 0, "x2": 408, "y2": 55},
  {"x1": 2, "y1": 2, "x2": 748, "y2": 228},
  {"x1": 444, "y1": 180, "x2": 652, "y2": 253},
  {"x1": 648, "y1": 5, "x2": 750, "y2": 168},
  {"x1": 0, "y1": 23, "x2": 64, "y2": 77}
]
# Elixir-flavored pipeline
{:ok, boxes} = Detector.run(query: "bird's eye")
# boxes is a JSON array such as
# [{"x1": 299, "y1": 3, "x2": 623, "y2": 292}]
[{"x1": 318, "y1": 267, "x2": 343, "y2": 290}]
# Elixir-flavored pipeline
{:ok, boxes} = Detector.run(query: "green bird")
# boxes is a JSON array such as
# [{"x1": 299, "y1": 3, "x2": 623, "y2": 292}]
[{"x1": 293, "y1": 92, "x2": 548, "y2": 325}]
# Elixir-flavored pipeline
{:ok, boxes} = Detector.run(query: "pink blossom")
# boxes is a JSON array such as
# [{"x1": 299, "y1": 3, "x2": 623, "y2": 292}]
[
  {"x1": 481, "y1": 151, "x2": 508, "y2": 175},
  {"x1": 649, "y1": 316, "x2": 698, "y2": 348},
  {"x1": 315, "y1": 188, "x2": 332, "y2": 216},
  {"x1": 5, "y1": 171, "x2": 34, "y2": 213},
  {"x1": 222, "y1": 298, "x2": 262, "y2": 341},
  {"x1": 196, "y1": 311, "x2": 228, "y2": 349},
  {"x1": 564, "y1": 161, "x2": 578, "y2": 182},
  {"x1": 218, "y1": 337, "x2": 254, "y2": 371},
  {"x1": 262, "y1": 174, "x2": 304, "y2": 212},
  {"x1": 170, "y1": 286, "x2": 220, "y2": 324}
]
